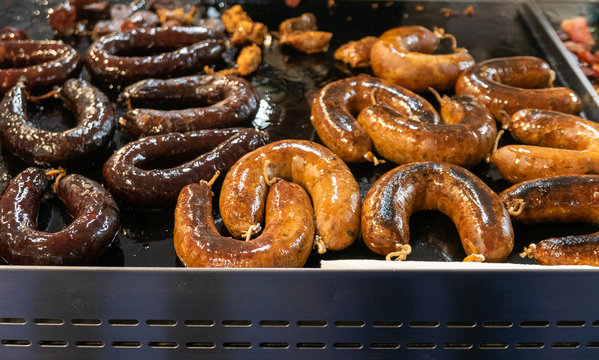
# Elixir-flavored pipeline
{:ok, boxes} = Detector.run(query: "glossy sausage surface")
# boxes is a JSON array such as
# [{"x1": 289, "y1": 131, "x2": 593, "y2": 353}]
[
  {"x1": 219, "y1": 140, "x2": 361, "y2": 251},
  {"x1": 500, "y1": 175, "x2": 599, "y2": 266},
  {"x1": 174, "y1": 178, "x2": 314, "y2": 267},
  {"x1": 118, "y1": 75, "x2": 260, "y2": 137},
  {"x1": 370, "y1": 26, "x2": 475, "y2": 92},
  {"x1": 455, "y1": 56, "x2": 582, "y2": 119},
  {"x1": 0, "y1": 167, "x2": 120, "y2": 265},
  {"x1": 362, "y1": 162, "x2": 514, "y2": 262},
  {"x1": 0, "y1": 79, "x2": 115, "y2": 168},
  {"x1": 86, "y1": 26, "x2": 225, "y2": 84},
  {"x1": 103, "y1": 128, "x2": 267, "y2": 208}
]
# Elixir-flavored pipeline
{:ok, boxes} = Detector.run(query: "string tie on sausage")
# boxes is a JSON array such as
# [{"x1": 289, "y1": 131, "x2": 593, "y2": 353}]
[
  {"x1": 199, "y1": 170, "x2": 220, "y2": 196},
  {"x1": 263, "y1": 159, "x2": 276, "y2": 186},
  {"x1": 463, "y1": 254, "x2": 485, "y2": 262},
  {"x1": 241, "y1": 223, "x2": 262, "y2": 242},
  {"x1": 548, "y1": 70, "x2": 556, "y2": 88},
  {"x1": 385, "y1": 244, "x2": 411, "y2": 261},
  {"x1": 428, "y1": 87, "x2": 448, "y2": 108},
  {"x1": 506, "y1": 198, "x2": 525, "y2": 216},
  {"x1": 432, "y1": 26, "x2": 457, "y2": 50},
  {"x1": 25, "y1": 87, "x2": 61, "y2": 103},
  {"x1": 313, "y1": 235, "x2": 327, "y2": 254},
  {"x1": 498, "y1": 110, "x2": 511, "y2": 130},
  {"x1": 520, "y1": 244, "x2": 536, "y2": 259},
  {"x1": 486, "y1": 129, "x2": 505, "y2": 163},
  {"x1": 45, "y1": 166, "x2": 67, "y2": 192},
  {"x1": 363, "y1": 151, "x2": 385, "y2": 166}
]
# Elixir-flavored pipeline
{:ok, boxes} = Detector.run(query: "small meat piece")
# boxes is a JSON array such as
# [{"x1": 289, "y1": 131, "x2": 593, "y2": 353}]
[
  {"x1": 49, "y1": 1, "x2": 78, "y2": 35},
  {"x1": 334, "y1": 36, "x2": 377, "y2": 67},
  {"x1": 463, "y1": 5, "x2": 474, "y2": 16},
  {"x1": 110, "y1": 3, "x2": 132, "y2": 20},
  {"x1": 441, "y1": 7, "x2": 458, "y2": 18},
  {"x1": 0, "y1": 27, "x2": 29, "y2": 41},
  {"x1": 279, "y1": 13, "x2": 317, "y2": 34},
  {"x1": 231, "y1": 20, "x2": 267, "y2": 46},
  {"x1": 286, "y1": 0, "x2": 302, "y2": 8},
  {"x1": 222, "y1": 5, "x2": 251, "y2": 33},
  {"x1": 561, "y1": 16, "x2": 595, "y2": 48},
  {"x1": 415, "y1": 5, "x2": 424, "y2": 12},
  {"x1": 156, "y1": 6, "x2": 197, "y2": 26},
  {"x1": 279, "y1": 13, "x2": 332, "y2": 54},
  {"x1": 237, "y1": 44, "x2": 262, "y2": 76},
  {"x1": 149, "y1": 0, "x2": 186, "y2": 11}
]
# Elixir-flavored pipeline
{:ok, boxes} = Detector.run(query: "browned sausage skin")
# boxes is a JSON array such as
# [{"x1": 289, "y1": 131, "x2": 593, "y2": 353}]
[
  {"x1": 490, "y1": 109, "x2": 599, "y2": 183},
  {"x1": 455, "y1": 57, "x2": 582, "y2": 120},
  {"x1": 219, "y1": 140, "x2": 361, "y2": 252},
  {"x1": 311, "y1": 74, "x2": 441, "y2": 163},
  {"x1": 174, "y1": 178, "x2": 314, "y2": 267},
  {"x1": 0, "y1": 40, "x2": 81, "y2": 94},
  {"x1": 357, "y1": 93, "x2": 496, "y2": 168},
  {"x1": 117, "y1": 75, "x2": 260, "y2": 137},
  {"x1": 370, "y1": 26, "x2": 475, "y2": 92},
  {"x1": 0, "y1": 79, "x2": 115, "y2": 168},
  {"x1": 86, "y1": 26, "x2": 226, "y2": 84},
  {"x1": 0, "y1": 167, "x2": 120, "y2": 265},
  {"x1": 500, "y1": 175, "x2": 599, "y2": 266},
  {"x1": 103, "y1": 128, "x2": 267, "y2": 208},
  {"x1": 362, "y1": 162, "x2": 514, "y2": 262}
]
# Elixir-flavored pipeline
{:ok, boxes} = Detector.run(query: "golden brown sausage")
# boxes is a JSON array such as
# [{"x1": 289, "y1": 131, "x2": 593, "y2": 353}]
[
  {"x1": 362, "y1": 162, "x2": 514, "y2": 262},
  {"x1": 455, "y1": 57, "x2": 582, "y2": 119},
  {"x1": 219, "y1": 140, "x2": 361, "y2": 252},
  {"x1": 174, "y1": 178, "x2": 314, "y2": 267},
  {"x1": 311, "y1": 74, "x2": 441, "y2": 163},
  {"x1": 370, "y1": 26, "x2": 474, "y2": 92},
  {"x1": 500, "y1": 175, "x2": 599, "y2": 266},
  {"x1": 357, "y1": 94, "x2": 496, "y2": 168},
  {"x1": 490, "y1": 109, "x2": 599, "y2": 183}
]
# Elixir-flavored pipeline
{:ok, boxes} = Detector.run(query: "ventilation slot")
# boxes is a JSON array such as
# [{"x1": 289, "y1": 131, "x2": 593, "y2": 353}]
[
  {"x1": 109, "y1": 319, "x2": 139, "y2": 326},
  {"x1": 2, "y1": 340, "x2": 31, "y2": 346},
  {"x1": 334, "y1": 342, "x2": 363, "y2": 349},
  {"x1": 223, "y1": 342, "x2": 252, "y2": 349},
  {"x1": 520, "y1": 321, "x2": 549, "y2": 328},
  {"x1": 370, "y1": 342, "x2": 399, "y2": 349},
  {"x1": 0, "y1": 318, "x2": 26, "y2": 325},
  {"x1": 335, "y1": 320, "x2": 365, "y2": 328},
  {"x1": 259, "y1": 320, "x2": 289, "y2": 327},
  {"x1": 557, "y1": 321, "x2": 585, "y2": 327},
  {"x1": 149, "y1": 341, "x2": 178, "y2": 348},
  {"x1": 297, "y1": 342, "x2": 326, "y2": 349},
  {"x1": 407, "y1": 343, "x2": 436, "y2": 349},
  {"x1": 38, "y1": 340, "x2": 67, "y2": 347},
  {"x1": 587, "y1": 342, "x2": 599, "y2": 348},
  {"x1": 409, "y1": 321, "x2": 439, "y2": 328},
  {"x1": 372, "y1": 320, "x2": 402, "y2": 328},
  {"x1": 146, "y1": 319, "x2": 177, "y2": 327},
  {"x1": 112, "y1": 341, "x2": 142, "y2": 348},
  {"x1": 447, "y1": 321, "x2": 476, "y2": 328},
  {"x1": 184, "y1": 320, "x2": 214, "y2": 327},
  {"x1": 444, "y1": 343, "x2": 473, "y2": 349},
  {"x1": 297, "y1": 320, "x2": 327, "y2": 327},
  {"x1": 480, "y1": 343, "x2": 509, "y2": 349},
  {"x1": 186, "y1": 342, "x2": 215, "y2": 349},
  {"x1": 260, "y1": 342, "x2": 289, "y2": 349},
  {"x1": 33, "y1": 318, "x2": 64, "y2": 326},
  {"x1": 551, "y1": 342, "x2": 579, "y2": 349},
  {"x1": 222, "y1": 320, "x2": 251, "y2": 327},
  {"x1": 71, "y1": 319, "x2": 101, "y2": 326},
  {"x1": 75, "y1": 341, "x2": 104, "y2": 348},
  {"x1": 483, "y1": 321, "x2": 513, "y2": 328},
  {"x1": 516, "y1": 342, "x2": 544, "y2": 349}
]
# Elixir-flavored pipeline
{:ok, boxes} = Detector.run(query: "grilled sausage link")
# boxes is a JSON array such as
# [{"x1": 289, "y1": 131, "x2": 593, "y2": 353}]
[
  {"x1": 362, "y1": 162, "x2": 514, "y2": 262},
  {"x1": 86, "y1": 26, "x2": 225, "y2": 84},
  {"x1": 219, "y1": 140, "x2": 361, "y2": 251},
  {"x1": 455, "y1": 56, "x2": 582, "y2": 119},
  {"x1": 357, "y1": 94, "x2": 496, "y2": 168},
  {"x1": 118, "y1": 75, "x2": 260, "y2": 137},
  {"x1": 500, "y1": 175, "x2": 599, "y2": 266},
  {"x1": 311, "y1": 74, "x2": 441, "y2": 163},
  {"x1": 0, "y1": 40, "x2": 81, "y2": 94},
  {"x1": 103, "y1": 128, "x2": 267, "y2": 208},
  {"x1": 0, "y1": 79, "x2": 115, "y2": 168},
  {"x1": 175, "y1": 178, "x2": 314, "y2": 267},
  {"x1": 0, "y1": 168, "x2": 120, "y2": 265},
  {"x1": 370, "y1": 26, "x2": 475, "y2": 92},
  {"x1": 490, "y1": 109, "x2": 599, "y2": 183}
]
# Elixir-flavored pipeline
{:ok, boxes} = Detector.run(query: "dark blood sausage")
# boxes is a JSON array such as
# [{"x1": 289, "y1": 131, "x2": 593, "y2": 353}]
[
  {"x1": 174, "y1": 178, "x2": 314, "y2": 267},
  {"x1": 102, "y1": 128, "x2": 268, "y2": 208},
  {"x1": 500, "y1": 175, "x2": 599, "y2": 266},
  {"x1": 357, "y1": 94, "x2": 496, "y2": 168},
  {"x1": 219, "y1": 140, "x2": 361, "y2": 252},
  {"x1": 0, "y1": 27, "x2": 29, "y2": 41},
  {"x1": 370, "y1": 26, "x2": 475, "y2": 92},
  {"x1": 0, "y1": 40, "x2": 81, "y2": 94},
  {"x1": 362, "y1": 162, "x2": 514, "y2": 262},
  {"x1": 311, "y1": 74, "x2": 442, "y2": 163},
  {"x1": 490, "y1": 109, "x2": 599, "y2": 183},
  {"x1": 86, "y1": 26, "x2": 226, "y2": 84},
  {"x1": 117, "y1": 75, "x2": 260, "y2": 137},
  {"x1": 0, "y1": 79, "x2": 116, "y2": 168},
  {"x1": 0, "y1": 168, "x2": 120, "y2": 265},
  {"x1": 455, "y1": 56, "x2": 582, "y2": 120}
]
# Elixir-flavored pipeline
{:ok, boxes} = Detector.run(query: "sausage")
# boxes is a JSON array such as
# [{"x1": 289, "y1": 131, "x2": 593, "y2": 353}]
[
  {"x1": 0, "y1": 167, "x2": 120, "y2": 265},
  {"x1": 219, "y1": 140, "x2": 361, "y2": 252},
  {"x1": 490, "y1": 109, "x2": 599, "y2": 183},
  {"x1": 500, "y1": 175, "x2": 599, "y2": 266},
  {"x1": 311, "y1": 74, "x2": 441, "y2": 163},
  {"x1": 103, "y1": 128, "x2": 268, "y2": 208},
  {"x1": 117, "y1": 75, "x2": 260, "y2": 137},
  {"x1": 0, "y1": 40, "x2": 81, "y2": 94},
  {"x1": 0, "y1": 79, "x2": 116, "y2": 168},
  {"x1": 357, "y1": 94, "x2": 496, "y2": 168},
  {"x1": 0, "y1": 27, "x2": 29, "y2": 41},
  {"x1": 85, "y1": 26, "x2": 226, "y2": 84},
  {"x1": 455, "y1": 56, "x2": 582, "y2": 119},
  {"x1": 174, "y1": 178, "x2": 314, "y2": 267},
  {"x1": 370, "y1": 26, "x2": 475, "y2": 92},
  {"x1": 279, "y1": 13, "x2": 332, "y2": 54},
  {"x1": 362, "y1": 162, "x2": 514, "y2": 262}
]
